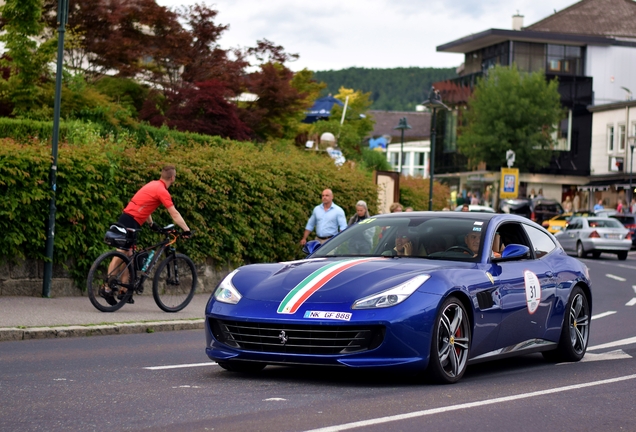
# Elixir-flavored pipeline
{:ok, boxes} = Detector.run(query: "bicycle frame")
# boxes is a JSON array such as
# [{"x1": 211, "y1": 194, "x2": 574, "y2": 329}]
[{"x1": 115, "y1": 232, "x2": 181, "y2": 294}]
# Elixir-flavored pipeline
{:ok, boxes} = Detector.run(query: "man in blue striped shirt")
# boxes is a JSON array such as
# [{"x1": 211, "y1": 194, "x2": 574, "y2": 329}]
[{"x1": 300, "y1": 189, "x2": 347, "y2": 245}]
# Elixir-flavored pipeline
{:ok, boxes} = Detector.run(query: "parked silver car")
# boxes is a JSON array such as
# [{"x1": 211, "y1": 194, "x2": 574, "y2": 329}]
[{"x1": 554, "y1": 217, "x2": 631, "y2": 260}]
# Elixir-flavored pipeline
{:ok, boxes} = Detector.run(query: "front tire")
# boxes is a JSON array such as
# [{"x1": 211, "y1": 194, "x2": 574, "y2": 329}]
[
  {"x1": 427, "y1": 297, "x2": 470, "y2": 384},
  {"x1": 576, "y1": 241, "x2": 587, "y2": 258},
  {"x1": 87, "y1": 251, "x2": 134, "y2": 312},
  {"x1": 542, "y1": 286, "x2": 590, "y2": 362},
  {"x1": 152, "y1": 254, "x2": 197, "y2": 312}
]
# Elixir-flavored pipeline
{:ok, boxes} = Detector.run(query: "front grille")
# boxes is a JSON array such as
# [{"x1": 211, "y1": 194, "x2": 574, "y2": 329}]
[{"x1": 210, "y1": 319, "x2": 385, "y2": 355}]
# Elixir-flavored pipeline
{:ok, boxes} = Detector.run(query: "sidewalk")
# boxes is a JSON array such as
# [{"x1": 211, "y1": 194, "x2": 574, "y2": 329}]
[{"x1": 0, "y1": 293, "x2": 210, "y2": 342}]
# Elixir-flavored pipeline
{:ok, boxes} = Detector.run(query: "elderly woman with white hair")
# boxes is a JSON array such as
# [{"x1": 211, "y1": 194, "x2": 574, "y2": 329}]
[
  {"x1": 347, "y1": 200, "x2": 373, "y2": 254},
  {"x1": 348, "y1": 200, "x2": 370, "y2": 226}
]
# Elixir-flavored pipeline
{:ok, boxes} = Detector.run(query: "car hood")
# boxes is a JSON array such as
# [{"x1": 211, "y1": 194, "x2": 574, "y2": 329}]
[{"x1": 230, "y1": 257, "x2": 463, "y2": 305}]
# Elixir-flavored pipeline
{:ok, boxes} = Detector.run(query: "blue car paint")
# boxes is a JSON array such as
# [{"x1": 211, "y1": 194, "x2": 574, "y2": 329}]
[{"x1": 205, "y1": 212, "x2": 591, "y2": 373}]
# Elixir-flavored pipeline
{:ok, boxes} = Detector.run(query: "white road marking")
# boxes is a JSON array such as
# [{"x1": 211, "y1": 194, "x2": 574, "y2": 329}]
[
  {"x1": 304, "y1": 374, "x2": 636, "y2": 432},
  {"x1": 588, "y1": 336, "x2": 636, "y2": 351},
  {"x1": 605, "y1": 274, "x2": 626, "y2": 282},
  {"x1": 626, "y1": 298, "x2": 636, "y2": 306},
  {"x1": 577, "y1": 350, "x2": 632, "y2": 362},
  {"x1": 264, "y1": 398, "x2": 287, "y2": 401},
  {"x1": 144, "y1": 362, "x2": 217, "y2": 370},
  {"x1": 591, "y1": 311, "x2": 617, "y2": 320}
]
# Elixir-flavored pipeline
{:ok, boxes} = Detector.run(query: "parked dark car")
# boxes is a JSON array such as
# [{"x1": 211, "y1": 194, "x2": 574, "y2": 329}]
[
  {"x1": 499, "y1": 198, "x2": 564, "y2": 225},
  {"x1": 610, "y1": 213, "x2": 636, "y2": 248}
]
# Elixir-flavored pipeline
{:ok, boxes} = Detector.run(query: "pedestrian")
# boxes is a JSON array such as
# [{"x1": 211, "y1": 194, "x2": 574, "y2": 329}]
[
  {"x1": 389, "y1": 202, "x2": 403, "y2": 213},
  {"x1": 562, "y1": 196, "x2": 573, "y2": 212},
  {"x1": 461, "y1": 203, "x2": 470, "y2": 212},
  {"x1": 630, "y1": 197, "x2": 636, "y2": 213},
  {"x1": 106, "y1": 165, "x2": 191, "y2": 304},
  {"x1": 593, "y1": 199, "x2": 604, "y2": 212},
  {"x1": 405, "y1": 207, "x2": 413, "y2": 212},
  {"x1": 348, "y1": 200, "x2": 370, "y2": 226},
  {"x1": 300, "y1": 189, "x2": 347, "y2": 245},
  {"x1": 470, "y1": 193, "x2": 479, "y2": 205},
  {"x1": 617, "y1": 199, "x2": 624, "y2": 213}
]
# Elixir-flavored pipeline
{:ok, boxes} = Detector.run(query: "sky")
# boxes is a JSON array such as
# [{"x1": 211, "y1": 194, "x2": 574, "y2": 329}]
[{"x1": 156, "y1": 0, "x2": 578, "y2": 72}]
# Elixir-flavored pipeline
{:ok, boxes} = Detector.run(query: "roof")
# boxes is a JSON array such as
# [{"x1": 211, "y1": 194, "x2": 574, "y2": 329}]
[
  {"x1": 437, "y1": 0, "x2": 636, "y2": 54},
  {"x1": 368, "y1": 110, "x2": 430, "y2": 141},
  {"x1": 526, "y1": 0, "x2": 636, "y2": 38}
]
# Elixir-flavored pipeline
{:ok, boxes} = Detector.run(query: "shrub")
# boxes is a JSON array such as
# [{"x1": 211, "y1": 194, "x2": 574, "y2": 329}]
[
  {"x1": 0, "y1": 137, "x2": 378, "y2": 287},
  {"x1": 399, "y1": 176, "x2": 450, "y2": 211}
]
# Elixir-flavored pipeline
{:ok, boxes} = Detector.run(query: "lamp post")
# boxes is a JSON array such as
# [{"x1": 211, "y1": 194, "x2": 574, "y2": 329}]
[
  {"x1": 421, "y1": 87, "x2": 450, "y2": 211},
  {"x1": 43, "y1": 0, "x2": 69, "y2": 297},
  {"x1": 393, "y1": 117, "x2": 412, "y2": 175},
  {"x1": 630, "y1": 139, "x2": 636, "y2": 208}
]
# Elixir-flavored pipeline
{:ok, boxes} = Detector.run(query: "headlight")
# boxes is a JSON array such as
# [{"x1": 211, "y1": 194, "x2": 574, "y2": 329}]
[
  {"x1": 352, "y1": 274, "x2": 430, "y2": 309},
  {"x1": 213, "y1": 269, "x2": 242, "y2": 304}
]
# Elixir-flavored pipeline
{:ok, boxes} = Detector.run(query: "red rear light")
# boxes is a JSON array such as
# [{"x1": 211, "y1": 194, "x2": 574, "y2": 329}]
[
  {"x1": 531, "y1": 211, "x2": 536, "y2": 221},
  {"x1": 589, "y1": 230, "x2": 601, "y2": 238},
  {"x1": 542, "y1": 221, "x2": 549, "y2": 227},
  {"x1": 627, "y1": 232, "x2": 632, "y2": 240}
]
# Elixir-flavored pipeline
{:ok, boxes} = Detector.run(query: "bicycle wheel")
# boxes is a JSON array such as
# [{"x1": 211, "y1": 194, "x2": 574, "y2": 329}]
[
  {"x1": 87, "y1": 251, "x2": 134, "y2": 312},
  {"x1": 152, "y1": 253, "x2": 197, "y2": 312}
]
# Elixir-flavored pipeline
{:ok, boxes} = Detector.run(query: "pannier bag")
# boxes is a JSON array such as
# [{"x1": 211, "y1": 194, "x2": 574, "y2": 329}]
[{"x1": 104, "y1": 224, "x2": 137, "y2": 249}]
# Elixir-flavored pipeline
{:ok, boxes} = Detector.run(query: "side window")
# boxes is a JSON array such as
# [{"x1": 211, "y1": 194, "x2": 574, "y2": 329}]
[
  {"x1": 522, "y1": 224, "x2": 557, "y2": 258},
  {"x1": 495, "y1": 222, "x2": 532, "y2": 255},
  {"x1": 566, "y1": 219, "x2": 579, "y2": 230}
]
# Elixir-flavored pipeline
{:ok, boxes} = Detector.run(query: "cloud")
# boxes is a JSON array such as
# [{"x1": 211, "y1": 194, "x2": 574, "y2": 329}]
[{"x1": 157, "y1": 0, "x2": 577, "y2": 70}]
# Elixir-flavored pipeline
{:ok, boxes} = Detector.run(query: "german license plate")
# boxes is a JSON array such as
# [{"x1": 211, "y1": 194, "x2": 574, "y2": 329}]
[
  {"x1": 304, "y1": 311, "x2": 352, "y2": 321},
  {"x1": 605, "y1": 234, "x2": 620, "y2": 239}
]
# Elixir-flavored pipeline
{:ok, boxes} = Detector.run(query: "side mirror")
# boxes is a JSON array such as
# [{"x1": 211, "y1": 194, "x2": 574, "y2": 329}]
[
  {"x1": 493, "y1": 244, "x2": 530, "y2": 262},
  {"x1": 302, "y1": 240, "x2": 322, "y2": 255}
]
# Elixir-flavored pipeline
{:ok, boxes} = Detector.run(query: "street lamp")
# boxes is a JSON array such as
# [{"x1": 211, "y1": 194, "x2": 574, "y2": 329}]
[
  {"x1": 43, "y1": 0, "x2": 69, "y2": 298},
  {"x1": 393, "y1": 117, "x2": 411, "y2": 175},
  {"x1": 629, "y1": 137, "x2": 636, "y2": 208},
  {"x1": 421, "y1": 86, "x2": 450, "y2": 211}
]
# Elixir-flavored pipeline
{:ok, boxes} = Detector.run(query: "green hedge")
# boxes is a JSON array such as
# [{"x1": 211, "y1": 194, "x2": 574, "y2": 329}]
[
  {"x1": 0, "y1": 117, "x2": 231, "y2": 148},
  {"x1": 0, "y1": 138, "x2": 378, "y2": 287}
]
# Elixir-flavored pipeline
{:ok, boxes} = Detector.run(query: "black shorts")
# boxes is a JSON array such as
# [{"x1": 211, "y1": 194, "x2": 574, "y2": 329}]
[{"x1": 118, "y1": 213, "x2": 141, "y2": 230}]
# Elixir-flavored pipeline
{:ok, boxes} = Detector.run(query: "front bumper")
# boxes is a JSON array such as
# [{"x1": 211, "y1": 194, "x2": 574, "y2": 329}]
[{"x1": 204, "y1": 292, "x2": 440, "y2": 371}]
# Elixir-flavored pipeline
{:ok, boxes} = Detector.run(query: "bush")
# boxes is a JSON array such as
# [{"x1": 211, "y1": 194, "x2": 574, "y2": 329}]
[
  {"x1": 399, "y1": 176, "x2": 450, "y2": 211},
  {"x1": 0, "y1": 137, "x2": 378, "y2": 287}
]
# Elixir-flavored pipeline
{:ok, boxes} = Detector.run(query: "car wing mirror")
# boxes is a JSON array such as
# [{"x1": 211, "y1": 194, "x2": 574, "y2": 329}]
[
  {"x1": 303, "y1": 240, "x2": 322, "y2": 255},
  {"x1": 492, "y1": 244, "x2": 530, "y2": 262}
]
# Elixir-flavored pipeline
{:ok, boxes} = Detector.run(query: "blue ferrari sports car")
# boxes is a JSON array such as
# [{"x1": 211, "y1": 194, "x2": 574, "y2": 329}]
[{"x1": 205, "y1": 212, "x2": 591, "y2": 383}]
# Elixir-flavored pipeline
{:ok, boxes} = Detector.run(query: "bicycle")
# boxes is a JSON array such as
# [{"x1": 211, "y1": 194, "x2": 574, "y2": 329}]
[{"x1": 87, "y1": 224, "x2": 198, "y2": 313}]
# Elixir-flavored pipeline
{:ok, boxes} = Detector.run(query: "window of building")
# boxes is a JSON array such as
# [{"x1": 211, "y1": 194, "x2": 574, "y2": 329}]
[
  {"x1": 551, "y1": 110, "x2": 572, "y2": 151},
  {"x1": 619, "y1": 124, "x2": 626, "y2": 152},
  {"x1": 608, "y1": 125, "x2": 615, "y2": 152},
  {"x1": 545, "y1": 44, "x2": 584, "y2": 75}
]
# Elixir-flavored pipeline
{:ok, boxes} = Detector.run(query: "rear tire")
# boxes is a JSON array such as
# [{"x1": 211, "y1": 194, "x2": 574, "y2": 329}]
[
  {"x1": 542, "y1": 286, "x2": 590, "y2": 362},
  {"x1": 576, "y1": 241, "x2": 587, "y2": 258},
  {"x1": 87, "y1": 251, "x2": 134, "y2": 312},
  {"x1": 152, "y1": 254, "x2": 197, "y2": 312},
  {"x1": 217, "y1": 361, "x2": 266, "y2": 373},
  {"x1": 426, "y1": 297, "x2": 470, "y2": 384},
  {"x1": 617, "y1": 251, "x2": 628, "y2": 260}
]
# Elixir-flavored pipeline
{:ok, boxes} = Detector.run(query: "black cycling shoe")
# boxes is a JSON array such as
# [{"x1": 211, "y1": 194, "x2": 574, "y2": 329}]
[
  {"x1": 117, "y1": 292, "x2": 134, "y2": 304},
  {"x1": 100, "y1": 288, "x2": 118, "y2": 306}
]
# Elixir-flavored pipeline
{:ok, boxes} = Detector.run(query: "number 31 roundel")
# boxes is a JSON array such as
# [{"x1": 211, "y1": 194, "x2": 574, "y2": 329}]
[{"x1": 523, "y1": 270, "x2": 542, "y2": 314}]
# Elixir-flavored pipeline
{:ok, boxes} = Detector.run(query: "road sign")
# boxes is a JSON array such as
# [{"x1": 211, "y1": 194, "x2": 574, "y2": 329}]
[{"x1": 500, "y1": 167, "x2": 519, "y2": 199}]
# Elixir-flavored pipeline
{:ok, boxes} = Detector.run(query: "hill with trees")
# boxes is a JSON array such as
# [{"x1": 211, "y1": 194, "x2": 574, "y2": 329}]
[{"x1": 312, "y1": 67, "x2": 458, "y2": 111}]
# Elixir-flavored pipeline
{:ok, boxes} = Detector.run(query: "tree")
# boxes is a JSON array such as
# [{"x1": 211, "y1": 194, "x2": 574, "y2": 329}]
[
  {"x1": 457, "y1": 65, "x2": 563, "y2": 172},
  {"x1": 0, "y1": 0, "x2": 56, "y2": 117}
]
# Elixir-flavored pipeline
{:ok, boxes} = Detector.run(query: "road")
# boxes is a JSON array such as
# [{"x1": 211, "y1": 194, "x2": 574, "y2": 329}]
[{"x1": 1, "y1": 252, "x2": 636, "y2": 432}]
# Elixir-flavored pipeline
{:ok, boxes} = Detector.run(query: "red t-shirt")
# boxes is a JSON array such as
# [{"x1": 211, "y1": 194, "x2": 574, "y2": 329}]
[{"x1": 123, "y1": 180, "x2": 174, "y2": 225}]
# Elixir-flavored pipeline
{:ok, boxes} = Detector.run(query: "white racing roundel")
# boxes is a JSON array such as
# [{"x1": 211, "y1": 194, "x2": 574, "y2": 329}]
[{"x1": 523, "y1": 270, "x2": 542, "y2": 314}]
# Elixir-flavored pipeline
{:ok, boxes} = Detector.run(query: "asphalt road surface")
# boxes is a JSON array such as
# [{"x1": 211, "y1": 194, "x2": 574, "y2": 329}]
[{"x1": 2, "y1": 252, "x2": 636, "y2": 432}]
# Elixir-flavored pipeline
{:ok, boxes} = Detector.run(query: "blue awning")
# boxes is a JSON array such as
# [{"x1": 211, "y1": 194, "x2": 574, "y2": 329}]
[{"x1": 303, "y1": 96, "x2": 344, "y2": 123}]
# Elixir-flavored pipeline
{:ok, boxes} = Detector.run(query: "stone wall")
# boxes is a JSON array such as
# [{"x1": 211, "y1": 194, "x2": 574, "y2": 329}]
[{"x1": 0, "y1": 258, "x2": 229, "y2": 297}]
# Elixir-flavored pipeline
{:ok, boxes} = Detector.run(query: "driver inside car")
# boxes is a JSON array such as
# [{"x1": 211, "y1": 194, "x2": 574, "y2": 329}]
[{"x1": 464, "y1": 230, "x2": 482, "y2": 257}]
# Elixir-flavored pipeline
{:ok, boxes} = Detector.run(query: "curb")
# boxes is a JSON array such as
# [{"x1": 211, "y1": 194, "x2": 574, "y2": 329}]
[{"x1": 0, "y1": 319, "x2": 205, "y2": 342}]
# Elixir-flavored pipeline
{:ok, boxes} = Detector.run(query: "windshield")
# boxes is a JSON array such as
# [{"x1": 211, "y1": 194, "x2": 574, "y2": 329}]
[{"x1": 313, "y1": 216, "x2": 490, "y2": 262}]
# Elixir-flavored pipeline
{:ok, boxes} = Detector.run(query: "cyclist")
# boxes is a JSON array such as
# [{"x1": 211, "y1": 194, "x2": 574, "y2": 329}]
[{"x1": 104, "y1": 165, "x2": 191, "y2": 304}]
